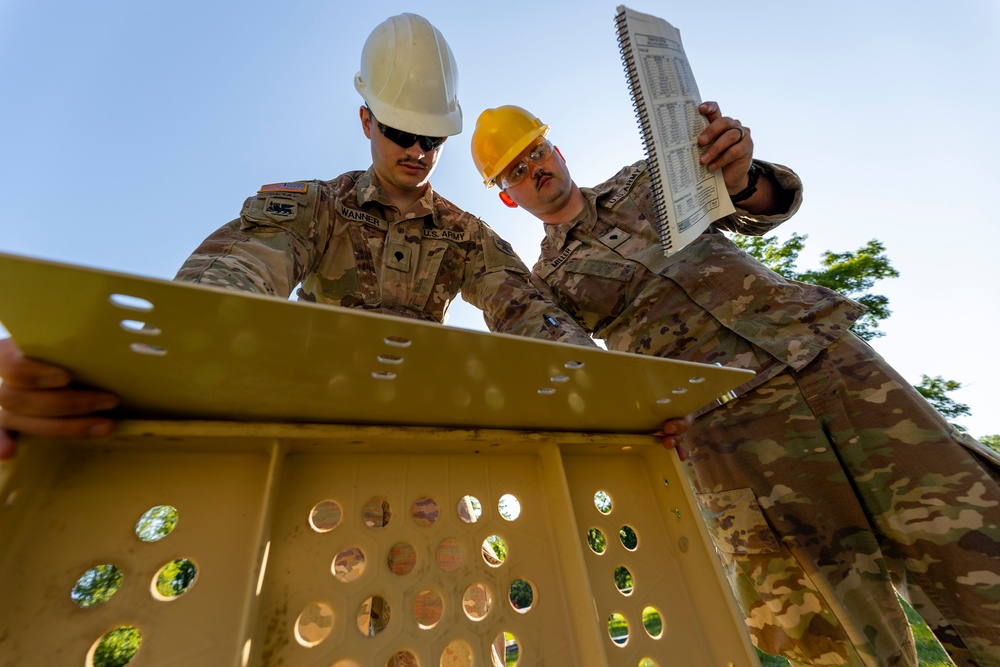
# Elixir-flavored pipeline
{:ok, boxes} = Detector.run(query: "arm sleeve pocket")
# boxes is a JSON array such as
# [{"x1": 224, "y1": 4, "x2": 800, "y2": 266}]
[{"x1": 695, "y1": 488, "x2": 782, "y2": 555}]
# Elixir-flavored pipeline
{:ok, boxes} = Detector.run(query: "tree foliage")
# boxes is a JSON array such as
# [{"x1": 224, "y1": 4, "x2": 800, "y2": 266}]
[
  {"x1": 732, "y1": 232, "x2": 898, "y2": 341},
  {"x1": 914, "y1": 375, "x2": 971, "y2": 421},
  {"x1": 732, "y1": 232, "x2": 992, "y2": 439}
]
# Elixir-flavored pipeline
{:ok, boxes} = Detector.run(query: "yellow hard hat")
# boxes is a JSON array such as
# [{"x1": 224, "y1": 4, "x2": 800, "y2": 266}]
[{"x1": 471, "y1": 105, "x2": 549, "y2": 187}]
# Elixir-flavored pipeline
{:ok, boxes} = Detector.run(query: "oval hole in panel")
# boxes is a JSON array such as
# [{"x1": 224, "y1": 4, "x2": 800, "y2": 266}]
[
  {"x1": 109, "y1": 293, "x2": 153, "y2": 312},
  {"x1": 120, "y1": 320, "x2": 161, "y2": 335}
]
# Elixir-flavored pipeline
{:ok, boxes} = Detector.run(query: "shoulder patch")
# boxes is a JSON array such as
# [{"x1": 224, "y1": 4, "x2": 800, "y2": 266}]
[{"x1": 259, "y1": 182, "x2": 309, "y2": 194}]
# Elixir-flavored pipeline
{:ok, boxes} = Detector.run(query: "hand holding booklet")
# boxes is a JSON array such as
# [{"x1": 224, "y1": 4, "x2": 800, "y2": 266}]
[{"x1": 615, "y1": 6, "x2": 736, "y2": 255}]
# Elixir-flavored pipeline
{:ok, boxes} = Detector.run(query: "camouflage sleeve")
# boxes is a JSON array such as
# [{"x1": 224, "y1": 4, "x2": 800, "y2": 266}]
[
  {"x1": 459, "y1": 222, "x2": 597, "y2": 348},
  {"x1": 174, "y1": 183, "x2": 323, "y2": 297},
  {"x1": 713, "y1": 160, "x2": 803, "y2": 237}
]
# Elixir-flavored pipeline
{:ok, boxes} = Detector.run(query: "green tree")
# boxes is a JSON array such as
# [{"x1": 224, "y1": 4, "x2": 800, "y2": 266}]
[
  {"x1": 733, "y1": 233, "x2": 898, "y2": 341},
  {"x1": 914, "y1": 375, "x2": 971, "y2": 421},
  {"x1": 980, "y1": 434, "x2": 1000, "y2": 455}
]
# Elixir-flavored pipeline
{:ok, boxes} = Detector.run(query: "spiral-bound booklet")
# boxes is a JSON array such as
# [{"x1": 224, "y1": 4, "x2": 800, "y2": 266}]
[{"x1": 615, "y1": 6, "x2": 735, "y2": 255}]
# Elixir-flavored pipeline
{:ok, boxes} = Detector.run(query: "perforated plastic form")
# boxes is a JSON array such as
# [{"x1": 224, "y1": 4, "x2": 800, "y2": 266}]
[
  {"x1": 0, "y1": 423, "x2": 761, "y2": 667},
  {"x1": 0, "y1": 252, "x2": 752, "y2": 432},
  {"x1": 0, "y1": 252, "x2": 760, "y2": 666}
]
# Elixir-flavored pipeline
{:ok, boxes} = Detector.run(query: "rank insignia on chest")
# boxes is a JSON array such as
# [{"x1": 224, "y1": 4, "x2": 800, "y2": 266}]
[
  {"x1": 599, "y1": 228, "x2": 631, "y2": 249},
  {"x1": 264, "y1": 197, "x2": 298, "y2": 221}
]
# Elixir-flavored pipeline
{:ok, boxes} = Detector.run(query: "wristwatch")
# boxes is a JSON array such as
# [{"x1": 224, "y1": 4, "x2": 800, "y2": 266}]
[{"x1": 730, "y1": 163, "x2": 761, "y2": 204}]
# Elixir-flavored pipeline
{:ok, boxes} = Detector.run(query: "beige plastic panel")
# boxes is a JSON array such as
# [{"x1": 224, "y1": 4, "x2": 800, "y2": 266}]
[
  {"x1": 0, "y1": 252, "x2": 752, "y2": 432},
  {"x1": 0, "y1": 422, "x2": 760, "y2": 667}
]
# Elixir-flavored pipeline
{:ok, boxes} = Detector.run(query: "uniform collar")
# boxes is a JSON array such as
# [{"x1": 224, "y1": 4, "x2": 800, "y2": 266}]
[
  {"x1": 355, "y1": 167, "x2": 439, "y2": 226},
  {"x1": 541, "y1": 191, "x2": 599, "y2": 251}
]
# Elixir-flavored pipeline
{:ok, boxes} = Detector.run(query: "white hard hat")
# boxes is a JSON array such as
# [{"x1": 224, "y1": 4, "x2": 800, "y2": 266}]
[{"x1": 354, "y1": 13, "x2": 463, "y2": 137}]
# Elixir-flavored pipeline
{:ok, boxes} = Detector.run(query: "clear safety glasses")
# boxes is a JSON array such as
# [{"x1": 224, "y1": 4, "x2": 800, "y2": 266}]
[{"x1": 499, "y1": 140, "x2": 554, "y2": 189}]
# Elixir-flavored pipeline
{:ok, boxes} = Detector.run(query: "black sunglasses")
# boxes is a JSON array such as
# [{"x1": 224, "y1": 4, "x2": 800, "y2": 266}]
[{"x1": 367, "y1": 106, "x2": 446, "y2": 152}]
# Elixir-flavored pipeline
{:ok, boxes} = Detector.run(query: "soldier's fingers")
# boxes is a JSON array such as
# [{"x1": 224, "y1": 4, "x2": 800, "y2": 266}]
[
  {"x1": 0, "y1": 338, "x2": 72, "y2": 389},
  {"x1": 0, "y1": 410, "x2": 115, "y2": 441},
  {"x1": 705, "y1": 128, "x2": 753, "y2": 173},
  {"x1": 698, "y1": 101, "x2": 721, "y2": 124},
  {"x1": 0, "y1": 428, "x2": 16, "y2": 460},
  {"x1": 0, "y1": 384, "x2": 118, "y2": 418}
]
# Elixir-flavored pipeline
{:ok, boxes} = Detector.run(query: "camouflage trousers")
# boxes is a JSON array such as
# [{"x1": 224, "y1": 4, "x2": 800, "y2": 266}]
[{"x1": 686, "y1": 333, "x2": 1000, "y2": 667}]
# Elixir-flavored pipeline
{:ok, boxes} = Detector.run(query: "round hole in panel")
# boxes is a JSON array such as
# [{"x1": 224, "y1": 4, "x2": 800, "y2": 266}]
[
  {"x1": 482, "y1": 536, "x2": 506, "y2": 567},
  {"x1": 372, "y1": 371, "x2": 397, "y2": 380},
  {"x1": 607, "y1": 612, "x2": 630, "y2": 646},
  {"x1": 549, "y1": 374, "x2": 569, "y2": 383},
  {"x1": 457, "y1": 495, "x2": 482, "y2": 524},
  {"x1": 384, "y1": 336, "x2": 412, "y2": 348},
  {"x1": 564, "y1": 360, "x2": 585, "y2": 370},
  {"x1": 655, "y1": 397, "x2": 671, "y2": 405},
  {"x1": 619, "y1": 525, "x2": 638, "y2": 551},
  {"x1": 357, "y1": 595, "x2": 392, "y2": 637},
  {"x1": 440, "y1": 639, "x2": 473, "y2": 667},
  {"x1": 152, "y1": 558, "x2": 198, "y2": 601},
  {"x1": 462, "y1": 582, "x2": 491, "y2": 621},
  {"x1": 642, "y1": 606, "x2": 664, "y2": 639},
  {"x1": 309, "y1": 500, "x2": 343, "y2": 533},
  {"x1": 508, "y1": 579, "x2": 534, "y2": 613},
  {"x1": 614, "y1": 566, "x2": 634, "y2": 596},
  {"x1": 587, "y1": 528, "x2": 607, "y2": 554},
  {"x1": 537, "y1": 387, "x2": 556, "y2": 396},
  {"x1": 387, "y1": 542, "x2": 417, "y2": 576},
  {"x1": 363, "y1": 496, "x2": 392, "y2": 528},
  {"x1": 87, "y1": 625, "x2": 141, "y2": 667},
  {"x1": 688, "y1": 376, "x2": 705, "y2": 384},
  {"x1": 333, "y1": 547, "x2": 366, "y2": 582},
  {"x1": 413, "y1": 589, "x2": 444, "y2": 629},
  {"x1": 412, "y1": 496, "x2": 440, "y2": 526},
  {"x1": 436, "y1": 539, "x2": 464, "y2": 572},
  {"x1": 294, "y1": 601, "x2": 334, "y2": 647},
  {"x1": 671, "y1": 387, "x2": 687, "y2": 395},
  {"x1": 491, "y1": 632, "x2": 520, "y2": 667},
  {"x1": 386, "y1": 650, "x2": 418, "y2": 667},
  {"x1": 135, "y1": 505, "x2": 179, "y2": 542},
  {"x1": 498, "y1": 494, "x2": 521, "y2": 521},
  {"x1": 594, "y1": 490, "x2": 612, "y2": 515},
  {"x1": 72, "y1": 564, "x2": 124, "y2": 608}
]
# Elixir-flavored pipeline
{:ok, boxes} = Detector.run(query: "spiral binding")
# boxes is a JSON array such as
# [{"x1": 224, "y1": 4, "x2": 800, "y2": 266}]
[{"x1": 615, "y1": 8, "x2": 673, "y2": 254}]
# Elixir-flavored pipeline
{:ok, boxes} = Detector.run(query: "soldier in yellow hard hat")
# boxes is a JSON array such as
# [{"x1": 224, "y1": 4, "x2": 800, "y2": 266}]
[{"x1": 472, "y1": 102, "x2": 1000, "y2": 667}]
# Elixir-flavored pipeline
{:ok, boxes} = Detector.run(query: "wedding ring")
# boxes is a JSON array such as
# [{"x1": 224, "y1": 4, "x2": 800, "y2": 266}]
[{"x1": 735, "y1": 126, "x2": 745, "y2": 144}]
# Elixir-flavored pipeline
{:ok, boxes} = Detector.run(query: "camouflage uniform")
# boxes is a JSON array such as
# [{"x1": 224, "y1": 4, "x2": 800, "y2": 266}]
[
  {"x1": 530, "y1": 160, "x2": 1000, "y2": 667},
  {"x1": 175, "y1": 168, "x2": 594, "y2": 347}
]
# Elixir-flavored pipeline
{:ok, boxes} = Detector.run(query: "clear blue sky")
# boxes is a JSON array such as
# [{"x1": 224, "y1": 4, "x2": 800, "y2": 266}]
[{"x1": 2, "y1": 1, "x2": 998, "y2": 437}]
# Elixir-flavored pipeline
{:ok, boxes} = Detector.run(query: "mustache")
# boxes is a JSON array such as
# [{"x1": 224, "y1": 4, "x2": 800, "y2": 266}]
[
  {"x1": 398, "y1": 158, "x2": 429, "y2": 169},
  {"x1": 532, "y1": 169, "x2": 554, "y2": 190}
]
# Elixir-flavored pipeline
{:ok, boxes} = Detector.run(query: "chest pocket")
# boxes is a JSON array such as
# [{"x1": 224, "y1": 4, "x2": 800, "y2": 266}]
[
  {"x1": 553, "y1": 257, "x2": 635, "y2": 327},
  {"x1": 564, "y1": 258, "x2": 633, "y2": 281}
]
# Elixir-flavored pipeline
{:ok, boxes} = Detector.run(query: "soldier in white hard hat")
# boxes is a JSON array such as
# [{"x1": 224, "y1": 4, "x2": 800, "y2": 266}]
[{"x1": 0, "y1": 15, "x2": 695, "y2": 457}]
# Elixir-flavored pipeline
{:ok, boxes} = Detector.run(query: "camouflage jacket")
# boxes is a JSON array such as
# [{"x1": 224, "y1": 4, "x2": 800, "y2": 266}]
[
  {"x1": 175, "y1": 168, "x2": 595, "y2": 347},
  {"x1": 531, "y1": 160, "x2": 865, "y2": 377}
]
